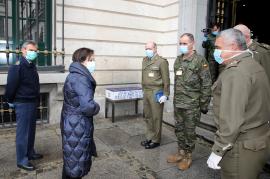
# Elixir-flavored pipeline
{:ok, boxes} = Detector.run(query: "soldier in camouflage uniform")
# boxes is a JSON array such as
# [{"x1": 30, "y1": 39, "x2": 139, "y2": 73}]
[
  {"x1": 141, "y1": 42, "x2": 170, "y2": 149},
  {"x1": 202, "y1": 23, "x2": 220, "y2": 83},
  {"x1": 166, "y1": 33, "x2": 212, "y2": 170},
  {"x1": 234, "y1": 24, "x2": 270, "y2": 83},
  {"x1": 207, "y1": 28, "x2": 270, "y2": 179}
]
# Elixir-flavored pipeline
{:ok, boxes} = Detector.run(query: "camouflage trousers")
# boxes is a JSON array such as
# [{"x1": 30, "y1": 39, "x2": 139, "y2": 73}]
[{"x1": 174, "y1": 107, "x2": 201, "y2": 152}]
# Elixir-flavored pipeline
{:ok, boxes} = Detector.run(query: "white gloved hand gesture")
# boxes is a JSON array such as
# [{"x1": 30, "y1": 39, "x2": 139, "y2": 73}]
[
  {"x1": 207, "y1": 152, "x2": 222, "y2": 170},
  {"x1": 158, "y1": 96, "x2": 167, "y2": 104}
]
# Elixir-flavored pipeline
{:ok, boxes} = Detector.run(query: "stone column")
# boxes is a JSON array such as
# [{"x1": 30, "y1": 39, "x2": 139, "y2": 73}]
[{"x1": 178, "y1": 0, "x2": 208, "y2": 55}]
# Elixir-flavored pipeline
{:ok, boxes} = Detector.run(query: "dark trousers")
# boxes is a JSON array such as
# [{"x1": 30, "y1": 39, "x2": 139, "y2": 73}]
[
  {"x1": 62, "y1": 167, "x2": 82, "y2": 179},
  {"x1": 14, "y1": 102, "x2": 37, "y2": 165}
]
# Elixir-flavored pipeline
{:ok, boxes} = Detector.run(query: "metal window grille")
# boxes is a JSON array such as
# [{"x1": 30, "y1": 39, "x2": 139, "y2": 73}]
[
  {"x1": 0, "y1": 0, "x2": 65, "y2": 72},
  {"x1": 0, "y1": 93, "x2": 49, "y2": 128}
]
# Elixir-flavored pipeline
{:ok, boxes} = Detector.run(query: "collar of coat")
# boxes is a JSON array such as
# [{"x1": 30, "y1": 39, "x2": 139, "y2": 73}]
[
  {"x1": 69, "y1": 62, "x2": 96, "y2": 85},
  {"x1": 224, "y1": 52, "x2": 251, "y2": 70},
  {"x1": 179, "y1": 50, "x2": 197, "y2": 61}
]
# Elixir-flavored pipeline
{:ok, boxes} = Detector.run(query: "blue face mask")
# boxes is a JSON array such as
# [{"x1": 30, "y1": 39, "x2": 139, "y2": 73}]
[
  {"x1": 146, "y1": 50, "x2": 154, "y2": 59},
  {"x1": 179, "y1": 45, "x2": 188, "y2": 54},
  {"x1": 26, "y1": 50, "x2": 38, "y2": 61},
  {"x1": 213, "y1": 49, "x2": 224, "y2": 64},
  {"x1": 86, "y1": 61, "x2": 96, "y2": 73},
  {"x1": 212, "y1": 31, "x2": 219, "y2": 36}
]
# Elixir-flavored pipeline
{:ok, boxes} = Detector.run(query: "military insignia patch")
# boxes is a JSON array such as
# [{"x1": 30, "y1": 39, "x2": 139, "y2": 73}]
[{"x1": 203, "y1": 64, "x2": 208, "y2": 68}]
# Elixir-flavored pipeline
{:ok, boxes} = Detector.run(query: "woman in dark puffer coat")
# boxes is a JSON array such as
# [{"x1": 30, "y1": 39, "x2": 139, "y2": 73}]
[{"x1": 61, "y1": 48, "x2": 100, "y2": 179}]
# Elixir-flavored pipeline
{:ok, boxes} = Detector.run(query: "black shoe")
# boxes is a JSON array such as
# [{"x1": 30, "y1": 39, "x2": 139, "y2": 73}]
[
  {"x1": 29, "y1": 153, "x2": 43, "y2": 160},
  {"x1": 141, "y1": 140, "x2": 151, "y2": 147},
  {"x1": 145, "y1": 142, "x2": 160, "y2": 149},
  {"x1": 17, "y1": 162, "x2": 36, "y2": 171}
]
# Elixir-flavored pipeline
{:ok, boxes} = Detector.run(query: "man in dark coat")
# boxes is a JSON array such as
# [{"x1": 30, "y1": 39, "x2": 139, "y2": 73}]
[
  {"x1": 5, "y1": 40, "x2": 43, "y2": 171},
  {"x1": 61, "y1": 48, "x2": 100, "y2": 179}
]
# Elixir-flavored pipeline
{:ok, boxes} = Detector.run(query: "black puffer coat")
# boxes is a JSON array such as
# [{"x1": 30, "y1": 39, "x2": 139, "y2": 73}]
[{"x1": 61, "y1": 62, "x2": 100, "y2": 178}]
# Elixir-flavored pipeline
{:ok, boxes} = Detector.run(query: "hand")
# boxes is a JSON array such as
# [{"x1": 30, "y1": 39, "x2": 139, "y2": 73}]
[
  {"x1": 8, "y1": 103, "x2": 14, "y2": 108},
  {"x1": 201, "y1": 108, "x2": 208, "y2": 114},
  {"x1": 158, "y1": 96, "x2": 167, "y2": 104},
  {"x1": 207, "y1": 152, "x2": 222, "y2": 170}
]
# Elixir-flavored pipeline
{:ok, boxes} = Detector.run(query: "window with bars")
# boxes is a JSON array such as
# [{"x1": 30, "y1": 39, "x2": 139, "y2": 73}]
[
  {"x1": 207, "y1": 0, "x2": 235, "y2": 30},
  {"x1": 0, "y1": 93, "x2": 49, "y2": 128},
  {"x1": 0, "y1": 0, "x2": 65, "y2": 72}
]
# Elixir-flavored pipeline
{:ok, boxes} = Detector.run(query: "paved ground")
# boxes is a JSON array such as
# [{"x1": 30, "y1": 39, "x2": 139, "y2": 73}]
[{"x1": 0, "y1": 116, "x2": 269, "y2": 179}]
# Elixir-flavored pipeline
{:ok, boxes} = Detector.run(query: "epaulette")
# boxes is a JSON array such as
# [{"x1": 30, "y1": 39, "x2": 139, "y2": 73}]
[
  {"x1": 258, "y1": 43, "x2": 270, "y2": 50},
  {"x1": 226, "y1": 60, "x2": 239, "y2": 69},
  {"x1": 160, "y1": 56, "x2": 167, "y2": 61}
]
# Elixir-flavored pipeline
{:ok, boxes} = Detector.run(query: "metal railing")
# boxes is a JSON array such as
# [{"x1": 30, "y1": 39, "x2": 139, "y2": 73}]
[
  {"x1": 0, "y1": 93, "x2": 49, "y2": 128},
  {"x1": 0, "y1": 0, "x2": 65, "y2": 72}
]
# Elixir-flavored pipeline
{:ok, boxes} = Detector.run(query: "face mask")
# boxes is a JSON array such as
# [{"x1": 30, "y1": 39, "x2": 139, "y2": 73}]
[
  {"x1": 146, "y1": 50, "x2": 154, "y2": 59},
  {"x1": 86, "y1": 61, "x2": 96, "y2": 73},
  {"x1": 26, "y1": 50, "x2": 38, "y2": 61},
  {"x1": 179, "y1": 45, "x2": 188, "y2": 54},
  {"x1": 213, "y1": 49, "x2": 223, "y2": 64},
  {"x1": 212, "y1": 31, "x2": 219, "y2": 36},
  {"x1": 213, "y1": 49, "x2": 248, "y2": 64}
]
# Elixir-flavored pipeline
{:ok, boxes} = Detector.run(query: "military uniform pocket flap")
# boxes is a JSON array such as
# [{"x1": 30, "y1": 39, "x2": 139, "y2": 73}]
[
  {"x1": 151, "y1": 66, "x2": 159, "y2": 71},
  {"x1": 243, "y1": 139, "x2": 266, "y2": 151}
]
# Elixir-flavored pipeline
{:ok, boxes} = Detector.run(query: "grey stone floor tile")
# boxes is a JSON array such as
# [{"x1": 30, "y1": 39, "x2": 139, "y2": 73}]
[
  {"x1": 86, "y1": 158, "x2": 140, "y2": 179},
  {"x1": 115, "y1": 118, "x2": 146, "y2": 136},
  {"x1": 94, "y1": 118, "x2": 116, "y2": 130},
  {"x1": 94, "y1": 127, "x2": 130, "y2": 147},
  {"x1": 157, "y1": 157, "x2": 221, "y2": 179}
]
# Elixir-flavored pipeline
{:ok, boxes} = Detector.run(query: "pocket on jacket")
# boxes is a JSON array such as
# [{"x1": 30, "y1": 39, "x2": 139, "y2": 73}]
[
  {"x1": 151, "y1": 67, "x2": 161, "y2": 78},
  {"x1": 243, "y1": 139, "x2": 267, "y2": 152}
]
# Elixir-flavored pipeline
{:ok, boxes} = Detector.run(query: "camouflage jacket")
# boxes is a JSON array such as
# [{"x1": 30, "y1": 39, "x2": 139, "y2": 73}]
[{"x1": 173, "y1": 51, "x2": 211, "y2": 109}]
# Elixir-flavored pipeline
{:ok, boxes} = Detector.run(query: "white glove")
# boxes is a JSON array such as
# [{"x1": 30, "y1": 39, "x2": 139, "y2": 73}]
[
  {"x1": 158, "y1": 96, "x2": 167, "y2": 104},
  {"x1": 207, "y1": 152, "x2": 222, "y2": 170}
]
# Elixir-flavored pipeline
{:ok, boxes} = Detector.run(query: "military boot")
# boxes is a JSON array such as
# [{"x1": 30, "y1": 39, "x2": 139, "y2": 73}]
[
  {"x1": 177, "y1": 152, "x2": 192, "y2": 170},
  {"x1": 166, "y1": 149, "x2": 185, "y2": 163}
]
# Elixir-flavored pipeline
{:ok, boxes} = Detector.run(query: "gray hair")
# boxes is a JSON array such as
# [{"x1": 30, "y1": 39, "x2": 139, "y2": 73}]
[
  {"x1": 21, "y1": 40, "x2": 37, "y2": 49},
  {"x1": 218, "y1": 28, "x2": 247, "y2": 50},
  {"x1": 180, "y1": 33, "x2": 194, "y2": 42}
]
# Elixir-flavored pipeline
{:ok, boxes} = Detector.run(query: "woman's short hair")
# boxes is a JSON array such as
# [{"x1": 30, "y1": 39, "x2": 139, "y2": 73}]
[{"x1": 72, "y1": 48, "x2": 94, "y2": 63}]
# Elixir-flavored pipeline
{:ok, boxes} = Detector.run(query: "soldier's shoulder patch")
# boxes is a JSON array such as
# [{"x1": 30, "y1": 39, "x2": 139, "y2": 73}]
[
  {"x1": 259, "y1": 43, "x2": 270, "y2": 50},
  {"x1": 226, "y1": 60, "x2": 239, "y2": 69},
  {"x1": 202, "y1": 63, "x2": 208, "y2": 68},
  {"x1": 159, "y1": 56, "x2": 167, "y2": 61}
]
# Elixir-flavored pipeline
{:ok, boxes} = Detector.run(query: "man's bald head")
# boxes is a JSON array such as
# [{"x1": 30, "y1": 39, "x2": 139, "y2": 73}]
[
  {"x1": 233, "y1": 24, "x2": 251, "y2": 46},
  {"x1": 145, "y1": 41, "x2": 157, "y2": 53}
]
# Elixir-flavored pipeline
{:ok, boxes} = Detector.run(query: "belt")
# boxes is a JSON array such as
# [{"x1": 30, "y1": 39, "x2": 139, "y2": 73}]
[{"x1": 237, "y1": 122, "x2": 270, "y2": 141}]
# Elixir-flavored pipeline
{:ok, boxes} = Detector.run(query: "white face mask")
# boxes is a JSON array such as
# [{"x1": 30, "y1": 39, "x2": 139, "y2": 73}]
[{"x1": 86, "y1": 61, "x2": 96, "y2": 73}]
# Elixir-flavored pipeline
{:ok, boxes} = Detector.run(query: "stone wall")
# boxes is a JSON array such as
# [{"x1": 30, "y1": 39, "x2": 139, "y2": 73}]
[{"x1": 0, "y1": 0, "x2": 209, "y2": 124}]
